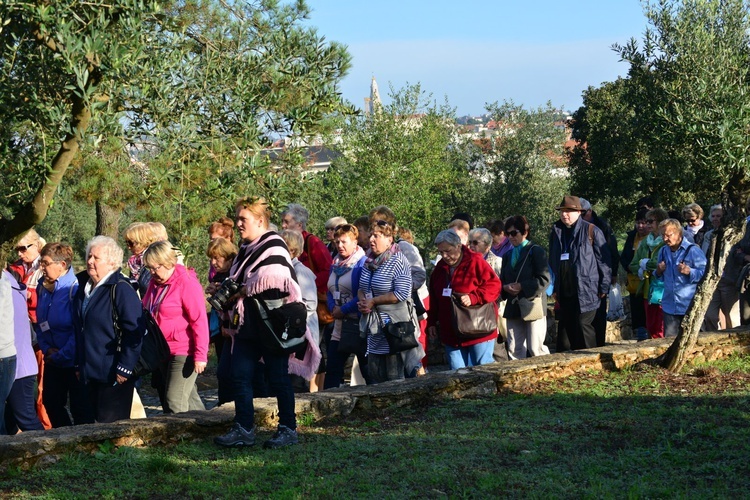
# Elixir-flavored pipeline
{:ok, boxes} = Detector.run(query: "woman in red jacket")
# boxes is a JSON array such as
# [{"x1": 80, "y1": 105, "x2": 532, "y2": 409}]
[
  {"x1": 427, "y1": 229, "x2": 501, "y2": 369},
  {"x1": 142, "y1": 241, "x2": 209, "y2": 414}
]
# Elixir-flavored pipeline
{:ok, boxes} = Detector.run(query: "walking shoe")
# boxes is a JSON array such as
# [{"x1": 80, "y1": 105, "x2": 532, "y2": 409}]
[
  {"x1": 214, "y1": 423, "x2": 256, "y2": 447},
  {"x1": 263, "y1": 425, "x2": 299, "y2": 449}
]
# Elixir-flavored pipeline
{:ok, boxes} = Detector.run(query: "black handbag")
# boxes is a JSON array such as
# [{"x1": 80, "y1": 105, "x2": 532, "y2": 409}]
[
  {"x1": 451, "y1": 297, "x2": 497, "y2": 340},
  {"x1": 337, "y1": 318, "x2": 367, "y2": 357},
  {"x1": 384, "y1": 320, "x2": 418, "y2": 353},
  {"x1": 252, "y1": 297, "x2": 308, "y2": 355}
]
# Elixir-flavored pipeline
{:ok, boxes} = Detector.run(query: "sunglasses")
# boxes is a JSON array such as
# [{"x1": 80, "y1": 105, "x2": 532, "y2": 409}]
[
  {"x1": 334, "y1": 224, "x2": 355, "y2": 232},
  {"x1": 373, "y1": 220, "x2": 390, "y2": 228},
  {"x1": 646, "y1": 219, "x2": 655, "y2": 224},
  {"x1": 468, "y1": 240, "x2": 481, "y2": 245},
  {"x1": 507, "y1": 230, "x2": 521, "y2": 237},
  {"x1": 15, "y1": 244, "x2": 35, "y2": 253}
]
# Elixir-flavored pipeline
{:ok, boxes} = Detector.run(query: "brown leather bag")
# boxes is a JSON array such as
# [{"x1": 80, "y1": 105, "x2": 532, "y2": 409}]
[{"x1": 451, "y1": 298, "x2": 497, "y2": 339}]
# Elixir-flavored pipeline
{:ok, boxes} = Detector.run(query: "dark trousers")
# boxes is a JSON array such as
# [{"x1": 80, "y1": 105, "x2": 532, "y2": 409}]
[
  {"x1": 230, "y1": 336, "x2": 295, "y2": 430},
  {"x1": 324, "y1": 339, "x2": 371, "y2": 389},
  {"x1": 0, "y1": 355, "x2": 16, "y2": 435},
  {"x1": 630, "y1": 293, "x2": 646, "y2": 330},
  {"x1": 88, "y1": 378, "x2": 136, "y2": 423},
  {"x1": 594, "y1": 297, "x2": 607, "y2": 347},
  {"x1": 5, "y1": 375, "x2": 44, "y2": 433},
  {"x1": 43, "y1": 364, "x2": 94, "y2": 427},
  {"x1": 558, "y1": 297, "x2": 597, "y2": 350},
  {"x1": 367, "y1": 353, "x2": 404, "y2": 384}
]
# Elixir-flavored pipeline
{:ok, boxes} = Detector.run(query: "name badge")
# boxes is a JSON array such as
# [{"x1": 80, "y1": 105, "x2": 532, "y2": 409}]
[
  {"x1": 365, "y1": 292, "x2": 373, "y2": 300},
  {"x1": 442, "y1": 287, "x2": 453, "y2": 297},
  {"x1": 333, "y1": 291, "x2": 341, "y2": 300},
  {"x1": 39, "y1": 321, "x2": 50, "y2": 332},
  {"x1": 561, "y1": 253, "x2": 570, "y2": 261}
]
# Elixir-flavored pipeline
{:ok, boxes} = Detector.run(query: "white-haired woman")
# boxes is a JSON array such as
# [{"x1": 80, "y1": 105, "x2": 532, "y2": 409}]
[{"x1": 74, "y1": 236, "x2": 144, "y2": 423}]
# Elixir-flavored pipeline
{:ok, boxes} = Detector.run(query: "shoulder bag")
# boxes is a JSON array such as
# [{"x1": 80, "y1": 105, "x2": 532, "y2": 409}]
[
  {"x1": 451, "y1": 296, "x2": 497, "y2": 339},
  {"x1": 376, "y1": 302, "x2": 419, "y2": 353},
  {"x1": 512, "y1": 245, "x2": 545, "y2": 322},
  {"x1": 252, "y1": 296, "x2": 308, "y2": 355}
]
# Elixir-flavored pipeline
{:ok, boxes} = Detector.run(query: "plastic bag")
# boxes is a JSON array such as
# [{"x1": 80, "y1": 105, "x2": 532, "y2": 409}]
[{"x1": 606, "y1": 283, "x2": 625, "y2": 321}]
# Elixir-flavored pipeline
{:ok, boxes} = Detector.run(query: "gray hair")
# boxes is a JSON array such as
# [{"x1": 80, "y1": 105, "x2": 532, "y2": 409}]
[
  {"x1": 281, "y1": 203, "x2": 309, "y2": 230},
  {"x1": 709, "y1": 204, "x2": 723, "y2": 215},
  {"x1": 325, "y1": 216, "x2": 347, "y2": 230},
  {"x1": 85, "y1": 235, "x2": 124, "y2": 270},
  {"x1": 434, "y1": 229, "x2": 462, "y2": 248},
  {"x1": 468, "y1": 228, "x2": 492, "y2": 247}
]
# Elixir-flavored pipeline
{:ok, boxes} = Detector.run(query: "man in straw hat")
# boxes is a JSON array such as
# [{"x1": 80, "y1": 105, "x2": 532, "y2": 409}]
[{"x1": 548, "y1": 196, "x2": 611, "y2": 351}]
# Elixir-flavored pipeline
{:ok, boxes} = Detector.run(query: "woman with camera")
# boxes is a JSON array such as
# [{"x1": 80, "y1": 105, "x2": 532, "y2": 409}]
[
  {"x1": 141, "y1": 241, "x2": 208, "y2": 414},
  {"x1": 214, "y1": 196, "x2": 305, "y2": 449}
]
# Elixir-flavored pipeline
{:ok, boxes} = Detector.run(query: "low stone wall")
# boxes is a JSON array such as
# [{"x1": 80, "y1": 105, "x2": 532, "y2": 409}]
[{"x1": 2, "y1": 331, "x2": 748, "y2": 470}]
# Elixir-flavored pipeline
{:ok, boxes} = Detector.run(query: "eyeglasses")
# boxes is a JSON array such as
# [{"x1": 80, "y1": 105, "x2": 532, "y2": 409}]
[
  {"x1": 15, "y1": 244, "x2": 35, "y2": 253},
  {"x1": 645, "y1": 219, "x2": 655, "y2": 224},
  {"x1": 325, "y1": 227, "x2": 335, "y2": 231},
  {"x1": 40, "y1": 259, "x2": 61, "y2": 268},
  {"x1": 125, "y1": 240, "x2": 136, "y2": 247},
  {"x1": 144, "y1": 264, "x2": 163, "y2": 273},
  {"x1": 685, "y1": 218, "x2": 698, "y2": 224},
  {"x1": 507, "y1": 230, "x2": 520, "y2": 237},
  {"x1": 468, "y1": 240, "x2": 481, "y2": 245},
  {"x1": 334, "y1": 224, "x2": 355, "y2": 232}
]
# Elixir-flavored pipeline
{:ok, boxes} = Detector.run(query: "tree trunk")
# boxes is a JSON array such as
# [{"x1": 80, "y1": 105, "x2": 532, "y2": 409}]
[
  {"x1": 95, "y1": 201, "x2": 121, "y2": 239},
  {"x1": 660, "y1": 224, "x2": 744, "y2": 371}
]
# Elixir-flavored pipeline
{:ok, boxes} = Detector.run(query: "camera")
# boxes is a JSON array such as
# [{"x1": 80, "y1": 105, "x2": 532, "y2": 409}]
[{"x1": 208, "y1": 278, "x2": 241, "y2": 311}]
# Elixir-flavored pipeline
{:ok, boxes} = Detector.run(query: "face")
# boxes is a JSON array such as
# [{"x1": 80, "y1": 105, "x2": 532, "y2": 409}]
[
  {"x1": 635, "y1": 219, "x2": 650, "y2": 237},
  {"x1": 325, "y1": 226, "x2": 336, "y2": 243},
  {"x1": 662, "y1": 225, "x2": 682, "y2": 250},
  {"x1": 710, "y1": 209, "x2": 722, "y2": 229},
  {"x1": 357, "y1": 227, "x2": 370, "y2": 248},
  {"x1": 369, "y1": 231, "x2": 393, "y2": 256},
  {"x1": 16, "y1": 238, "x2": 40, "y2": 264},
  {"x1": 648, "y1": 217, "x2": 660, "y2": 235},
  {"x1": 281, "y1": 214, "x2": 303, "y2": 232},
  {"x1": 491, "y1": 232, "x2": 505, "y2": 246},
  {"x1": 684, "y1": 214, "x2": 701, "y2": 227},
  {"x1": 146, "y1": 262, "x2": 175, "y2": 285},
  {"x1": 468, "y1": 236, "x2": 489, "y2": 255},
  {"x1": 125, "y1": 239, "x2": 145, "y2": 255},
  {"x1": 210, "y1": 255, "x2": 231, "y2": 274},
  {"x1": 559, "y1": 209, "x2": 581, "y2": 227},
  {"x1": 335, "y1": 234, "x2": 358, "y2": 259},
  {"x1": 437, "y1": 242, "x2": 462, "y2": 267},
  {"x1": 87, "y1": 246, "x2": 114, "y2": 285},
  {"x1": 236, "y1": 208, "x2": 266, "y2": 242},
  {"x1": 40, "y1": 256, "x2": 68, "y2": 282},
  {"x1": 506, "y1": 226, "x2": 526, "y2": 246}
]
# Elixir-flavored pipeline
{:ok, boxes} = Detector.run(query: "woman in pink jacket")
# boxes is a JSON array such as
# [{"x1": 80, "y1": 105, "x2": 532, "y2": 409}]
[{"x1": 142, "y1": 241, "x2": 209, "y2": 414}]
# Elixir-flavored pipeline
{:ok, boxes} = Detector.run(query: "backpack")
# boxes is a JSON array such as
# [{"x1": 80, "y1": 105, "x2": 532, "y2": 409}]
[{"x1": 111, "y1": 279, "x2": 171, "y2": 378}]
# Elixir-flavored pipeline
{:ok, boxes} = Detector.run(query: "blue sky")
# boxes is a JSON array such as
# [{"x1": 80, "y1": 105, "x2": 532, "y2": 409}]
[{"x1": 303, "y1": 1, "x2": 650, "y2": 115}]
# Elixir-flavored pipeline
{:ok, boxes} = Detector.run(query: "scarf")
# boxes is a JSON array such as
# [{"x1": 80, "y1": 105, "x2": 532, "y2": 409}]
[
  {"x1": 646, "y1": 233, "x2": 663, "y2": 251},
  {"x1": 365, "y1": 243, "x2": 399, "y2": 272},
  {"x1": 331, "y1": 246, "x2": 365, "y2": 277},
  {"x1": 685, "y1": 220, "x2": 704, "y2": 237},
  {"x1": 128, "y1": 252, "x2": 143, "y2": 280},
  {"x1": 511, "y1": 239, "x2": 530, "y2": 267}
]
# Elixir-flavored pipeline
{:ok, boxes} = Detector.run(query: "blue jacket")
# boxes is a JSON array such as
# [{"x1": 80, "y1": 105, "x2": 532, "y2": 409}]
[
  {"x1": 327, "y1": 255, "x2": 366, "y2": 315},
  {"x1": 549, "y1": 219, "x2": 612, "y2": 313},
  {"x1": 655, "y1": 238, "x2": 706, "y2": 315},
  {"x1": 74, "y1": 270, "x2": 144, "y2": 383},
  {"x1": 36, "y1": 269, "x2": 78, "y2": 368}
]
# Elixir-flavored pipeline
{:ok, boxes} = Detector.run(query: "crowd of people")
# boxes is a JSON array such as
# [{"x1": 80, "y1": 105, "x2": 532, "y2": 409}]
[{"x1": 0, "y1": 193, "x2": 738, "y2": 448}]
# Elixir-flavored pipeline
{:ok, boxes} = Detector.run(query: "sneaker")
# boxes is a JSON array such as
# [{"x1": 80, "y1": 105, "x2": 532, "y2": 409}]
[
  {"x1": 214, "y1": 423, "x2": 256, "y2": 447},
  {"x1": 263, "y1": 425, "x2": 299, "y2": 449}
]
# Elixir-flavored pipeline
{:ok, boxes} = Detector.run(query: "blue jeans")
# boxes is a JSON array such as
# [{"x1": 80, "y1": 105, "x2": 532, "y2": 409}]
[
  {"x1": 0, "y1": 355, "x2": 17, "y2": 435},
  {"x1": 230, "y1": 336, "x2": 295, "y2": 430},
  {"x1": 6, "y1": 375, "x2": 45, "y2": 432},
  {"x1": 445, "y1": 339, "x2": 495, "y2": 370},
  {"x1": 663, "y1": 313, "x2": 683, "y2": 338}
]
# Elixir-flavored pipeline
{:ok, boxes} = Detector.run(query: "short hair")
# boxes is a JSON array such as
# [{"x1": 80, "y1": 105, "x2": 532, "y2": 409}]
[
  {"x1": 280, "y1": 230, "x2": 304, "y2": 259},
  {"x1": 19, "y1": 228, "x2": 42, "y2": 246},
  {"x1": 646, "y1": 208, "x2": 669, "y2": 224},
  {"x1": 448, "y1": 219, "x2": 470, "y2": 234},
  {"x1": 325, "y1": 217, "x2": 347, "y2": 231},
  {"x1": 637, "y1": 196, "x2": 654, "y2": 210},
  {"x1": 85, "y1": 236, "x2": 124, "y2": 270},
  {"x1": 370, "y1": 220, "x2": 395, "y2": 238},
  {"x1": 40, "y1": 242, "x2": 74, "y2": 268},
  {"x1": 142, "y1": 240, "x2": 178, "y2": 269},
  {"x1": 398, "y1": 227, "x2": 414, "y2": 244},
  {"x1": 235, "y1": 196, "x2": 271, "y2": 228},
  {"x1": 709, "y1": 204, "x2": 723, "y2": 215},
  {"x1": 147, "y1": 222, "x2": 169, "y2": 242},
  {"x1": 353, "y1": 215, "x2": 370, "y2": 232},
  {"x1": 468, "y1": 228, "x2": 492, "y2": 247},
  {"x1": 488, "y1": 219, "x2": 506, "y2": 235},
  {"x1": 208, "y1": 217, "x2": 234, "y2": 241},
  {"x1": 682, "y1": 203, "x2": 704, "y2": 221},
  {"x1": 206, "y1": 237, "x2": 238, "y2": 260},
  {"x1": 333, "y1": 224, "x2": 359, "y2": 240},
  {"x1": 451, "y1": 212, "x2": 474, "y2": 230},
  {"x1": 369, "y1": 206, "x2": 397, "y2": 229},
  {"x1": 434, "y1": 229, "x2": 462, "y2": 247},
  {"x1": 504, "y1": 215, "x2": 530, "y2": 236},
  {"x1": 635, "y1": 207, "x2": 650, "y2": 222},
  {"x1": 281, "y1": 203, "x2": 309, "y2": 230},
  {"x1": 659, "y1": 218, "x2": 683, "y2": 235}
]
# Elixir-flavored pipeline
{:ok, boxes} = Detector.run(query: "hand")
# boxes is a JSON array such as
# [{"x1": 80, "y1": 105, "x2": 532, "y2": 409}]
[
  {"x1": 504, "y1": 283, "x2": 521, "y2": 296},
  {"x1": 115, "y1": 374, "x2": 127, "y2": 385},
  {"x1": 358, "y1": 298, "x2": 375, "y2": 314},
  {"x1": 332, "y1": 306, "x2": 344, "y2": 320},
  {"x1": 458, "y1": 294, "x2": 472, "y2": 307},
  {"x1": 205, "y1": 282, "x2": 221, "y2": 295},
  {"x1": 194, "y1": 361, "x2": 207, "y2": 374},
  {"x1": 44, "y1": 348, "x2": 59, "y2": 361},
  {"x1": 677, "y1": 262, "x2": 691, "y2": 275},
  {"x1": 656, "y1": 261, "x2": 667, "y2": 275},
  {"x1": 426, "y1": 326, "x2": 438, "y2": 338}
]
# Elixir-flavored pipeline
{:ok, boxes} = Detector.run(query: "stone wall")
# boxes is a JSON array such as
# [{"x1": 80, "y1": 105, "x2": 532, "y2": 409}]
[{"x1": 2, "y1": 332, "x2": 748, "y2": 471}]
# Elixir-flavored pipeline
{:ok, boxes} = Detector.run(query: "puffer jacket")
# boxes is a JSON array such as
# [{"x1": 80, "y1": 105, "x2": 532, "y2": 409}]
[{"x1": 654, "y1": 238, "x2": 707, "y2": 315}]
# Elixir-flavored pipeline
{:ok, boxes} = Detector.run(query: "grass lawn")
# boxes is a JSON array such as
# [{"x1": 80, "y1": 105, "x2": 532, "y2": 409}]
[{"x1": 3, "y1": 354, "x2": 750, "y2": 499}]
